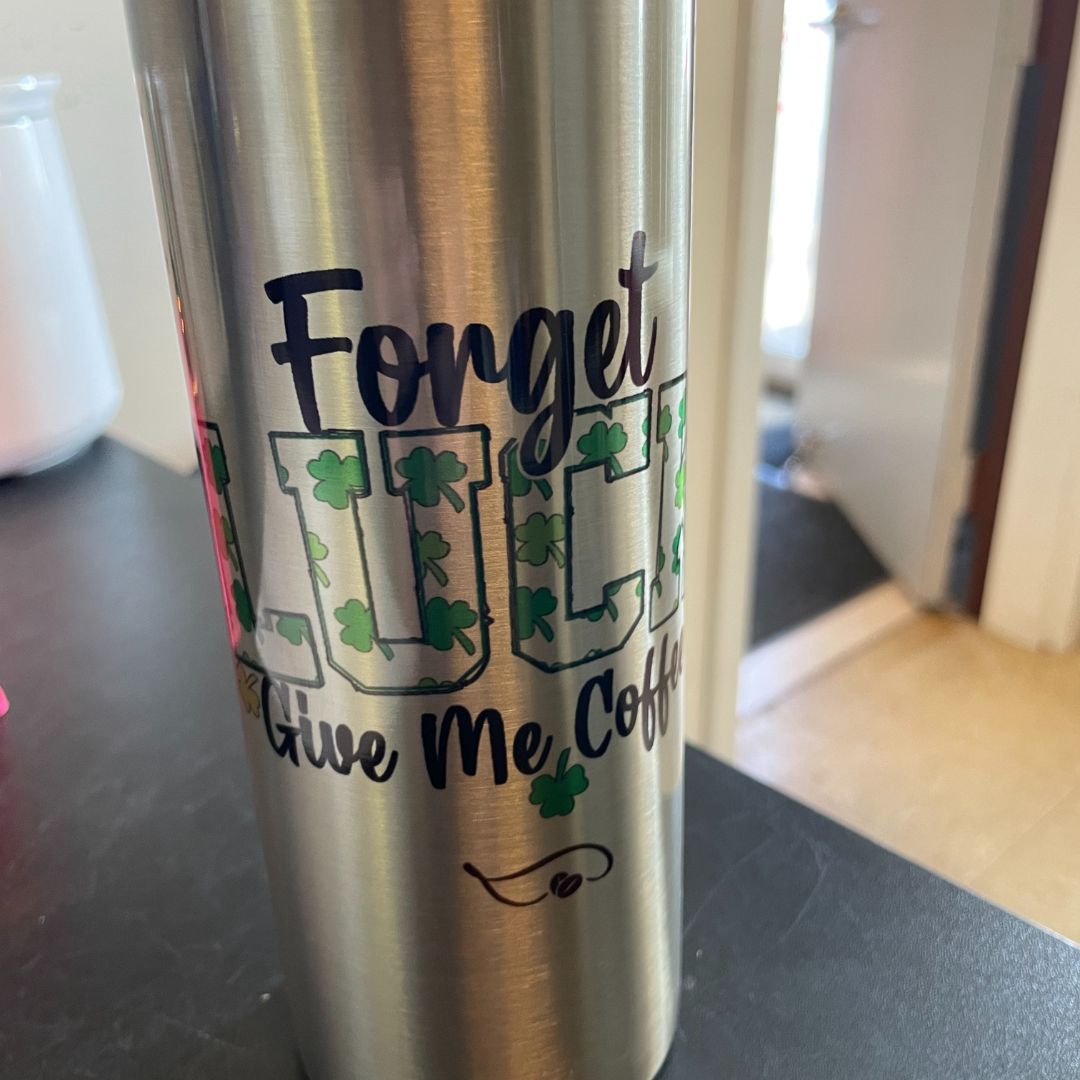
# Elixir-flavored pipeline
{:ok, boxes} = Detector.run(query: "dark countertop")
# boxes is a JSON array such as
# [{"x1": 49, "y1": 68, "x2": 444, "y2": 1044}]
[{"x1": 1, "y1": 439, "x2": 1079, "y2": 1080}]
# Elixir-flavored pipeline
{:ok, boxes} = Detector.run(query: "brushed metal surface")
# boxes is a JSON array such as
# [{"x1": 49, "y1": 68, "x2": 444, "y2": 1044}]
[{"x1": 126, "y1": 3, "x2": 692, "y2": 1077}]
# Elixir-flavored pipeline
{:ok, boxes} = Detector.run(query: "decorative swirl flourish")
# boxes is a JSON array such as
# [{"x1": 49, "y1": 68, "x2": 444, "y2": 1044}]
[{"x1": 463, "y1": 843, "x2": 614, "y2": 907}]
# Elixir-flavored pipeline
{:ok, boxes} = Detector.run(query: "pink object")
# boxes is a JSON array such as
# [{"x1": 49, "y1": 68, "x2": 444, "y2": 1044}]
[{"x1": 0, "y1": 686, "x2": 9, "y2": 718}]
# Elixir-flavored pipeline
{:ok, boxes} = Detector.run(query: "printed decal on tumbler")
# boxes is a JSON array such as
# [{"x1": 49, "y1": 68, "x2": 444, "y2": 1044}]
[
  {"x1": 270, "y1": 427, "x2": 492, "y2": 695},
  {"x1": 197, "y1": 421, "x2": 323, "y2": 688},
  {"x1": 502, "y1": 391, "x2": 650, "y2": 672},
  {"x1": 462, "y1": 843, "x2": 615, "y2": 907},
  {"x1": 650, "y1": 375, "x2": 687, "y2": 630},
  {"x1": 200, "y1": 232, "x2": 687, "y2": 823}
]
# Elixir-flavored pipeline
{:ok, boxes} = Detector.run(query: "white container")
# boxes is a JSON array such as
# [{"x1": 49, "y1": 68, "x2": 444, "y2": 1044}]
[{"x1": 0, "y1": 75, "x2": 121, "y2": 476}]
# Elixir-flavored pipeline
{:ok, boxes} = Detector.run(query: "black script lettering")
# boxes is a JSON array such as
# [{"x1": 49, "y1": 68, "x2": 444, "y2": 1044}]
[
  {"x1": 426, "y1": 322, "x2": 504, "y2": 426},
  {"x1": 508, "y1": 308, "x2": 575, "y2": 476},
  {"x1": 575, "y1": 669, "x2": 614, "y2": 759},
  {"x1": 584, "y1": 298, "x2": 625, "y2": 398},
  {"x1": 615, "y1": 683, "x2": 639, "y2": 738},
  {"x1": 512, "y1": 721, "x2": 554, "y2": 776},
  {"x1": 356, "y1": 325, "x2": 422, "y2": 426},
  {"x1": 264, "y1": 269, "x2": 364, "y2": 432},
  {"x1": 619, "y1": 231, "x2": 658, "y2": 386},
  {"x1": 261, "y1": 677, "x2": 300, "y2": 765},
  {"x1": 639, "y1": 636, "x2": 677, "y2": 751},
  {"x1": 356, "y1": 730, "x2": 398, "y2": 783},
  {"x1": 264, "y1": 232, "x2": 661, "y2": 472},
  {"x1": 258, "y1": 679, "x2": 397, "y2": 781},
  {"x1": 573, "y1": 631, "x2": 683, "y2": 761},
  {"x1": 669, "y1": 635, "x2": 683, "y2": 693},
  {"x1": 421, "y1": 705, "x2": 509, "y2": 789}
]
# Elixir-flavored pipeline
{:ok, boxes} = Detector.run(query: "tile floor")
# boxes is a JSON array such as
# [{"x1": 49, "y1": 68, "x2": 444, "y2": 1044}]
[{"x1": 734, "y1": 607, "x2": 1080, "y2": 943}]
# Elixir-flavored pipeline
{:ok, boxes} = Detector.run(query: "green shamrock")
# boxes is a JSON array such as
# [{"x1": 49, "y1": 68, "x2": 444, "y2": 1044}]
[
  {"x1": 675, "y1": 461, "x2": 686, "y2": 509},
  {"x1": 577, "y1": 421, "x2": 628, "y2": 477},
  {"x1": 306, "y1": 531, "x2": 330, "y2": 588},
  {"x1": 417, "y1": 530, "x2": 451, "y2": 586},
  {"x1": 658, "y1": 404, "x2": 673, "y2": 441},
  {"x1": 209, "y1": 444, "x2": 228, "y2": 494},
  {"x1": 275, "y1": 615, "x2": 309, "y2": 646},
  {"x1": 335, "y1": 598, "x2": 394, "y2": 660},
  {"x1": 642, "y1": 406, "x2": 673, "y2": 458},
  {"x1": 232, "y1": 579, "x2": 255, "y2": 632},
  {"x1": 395, "y1": 447, "x2": 467, "y2": 512},
  {"x1": 217, "y1": 514, "x2": 238, "y2": 570},
  {"x1": 672, "y1": 525, "x2": 683, "y2": 576},
  {"x1": 276, "y1": 463, "x2": 290, "y2": 488},
  {"x1": 529, "y1": 748, "x2": 589, "y2": 818},
  {"x1": 652, "y1": 548, "x2": 666, "y2": 596},
  {"x1": 507, "y1": 446, "x2": 553, "y2": 501},
  {"x1": 515, "y1": 512, "x2": 566, "y2": 568},
  {"x1": 425, "y1": 596, "x2": 478, "y2": 654},
  {"x1": 307, "y1": 450, "x2": 365, "y2": 510},
  {"x1": 515, "y1": 585, "x2": 557, "y2": 642},
  {"x1": 678, "y1": 396, "x2": 686, "y2": 439},
  {"x1": 585, "y1": 584, "x2": 619, "y2": 623}
]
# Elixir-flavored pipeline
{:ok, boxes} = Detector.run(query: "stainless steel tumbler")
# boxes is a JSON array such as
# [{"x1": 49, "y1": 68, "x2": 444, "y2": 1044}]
[{"x1": 126, "y1": 3, "x2": 693, "y2": 1077}]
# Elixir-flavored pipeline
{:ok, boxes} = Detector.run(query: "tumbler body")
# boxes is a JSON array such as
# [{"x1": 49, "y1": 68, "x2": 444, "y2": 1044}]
[{"x1": 126, "y1": 3, "x2": 693, "y2": 1078}]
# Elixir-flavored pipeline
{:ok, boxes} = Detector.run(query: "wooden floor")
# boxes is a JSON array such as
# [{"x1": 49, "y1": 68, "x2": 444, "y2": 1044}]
[{"x1": 733, "y1": 598, "x2": 1080, "y2": 943}]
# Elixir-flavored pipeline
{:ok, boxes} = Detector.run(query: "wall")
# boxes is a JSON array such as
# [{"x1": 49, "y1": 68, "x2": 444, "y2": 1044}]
[
  {"x1": 0, "y1": 0, "x2": 195, "y2": 470},
  {"x1": 982, "y1": 20, "x2": 1080, "y2": 653}
]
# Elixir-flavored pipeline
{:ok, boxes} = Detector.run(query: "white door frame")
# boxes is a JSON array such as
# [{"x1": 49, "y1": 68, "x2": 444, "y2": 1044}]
[
  {"x1": 684, "y1": 0, "x2": 784, "y2": 757},
  {"x1": 983, "y1": 18, "x2": 1080, "y2": 654}
]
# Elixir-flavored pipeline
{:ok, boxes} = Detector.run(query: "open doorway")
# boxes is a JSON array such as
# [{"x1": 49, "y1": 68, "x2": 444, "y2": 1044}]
[
  {"x1": 746, "y1": 0, "x2": 1041, "y2": 659},
  {"x1": 750, "y1": 0, "x2": 890, "y2": 650},
  {"x1": 730, "y1": 0, "x2": 1080, "y2": 943}
]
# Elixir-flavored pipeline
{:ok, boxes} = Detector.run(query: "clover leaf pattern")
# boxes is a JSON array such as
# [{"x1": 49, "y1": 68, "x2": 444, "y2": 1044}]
[
  {"x1": 307, "y1": 450, "x2": 365, "y2": 510},
  {"x1": 529, "y1": 748, "x2": 589, "y2": 818},
  {"x1": 209, "y1": 443, "x2": 228, "y2": 494},
  {"x1": 507, "y1": 446, "x2": 553, "y2": 501},
  {"x1": 232, "y1": 579, "x2": 255, "y2": 633},
  {"x1": 213, "y1": 509, "x2": 238, "y2": 571},
  {"x1": 235, "y1": 663, "x2": 261, "y2": 718},
  {"x1": 510, "y1": 405, "x2": 660, "y2": 664},
  {"x1": 275, "y1": 615, "x2": 309, "y2": 646},
  {"x1": 279, "y1": 434, "x2": 488, "y2": 689},
  {"x1": 657, "y1": 404, "x2": 673, "y2": 462},
  {"x1": 336, "y1": 598, "x2": 394, "y2": 660},
  {"x1": 395, "y1": 447, "x2": 467, "y2": 512},
  {"x1": 577, "y1": 420, "x2": 628, "y2": 477},
  {"x1": 650, "y1": 389, "x2": 688, "y2": 620},
  {"x1": 306, "y1": 531, "x2": 330, "y2": 588},
  {"x1": 516, "y1": 586, "x2": 557, "y2": 642},
  {"x1": 515, "y1": 512, "x2": 566, "y2": 568},
  {"x1": 425, "y1": 596, "x2": 478, "y2": 655},
  {"x1": 585, "y1": 585, "x2": 619, "y2": 623},
  {"x1": 417, "y1": 530, "x2": 451, "y2": 587}
]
